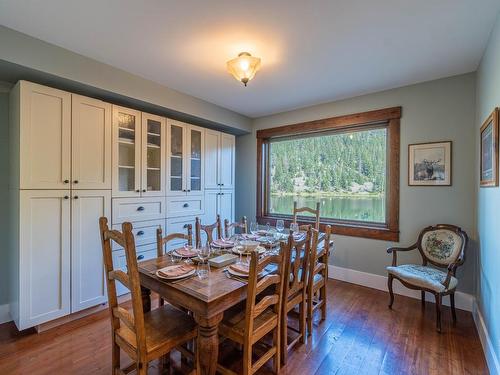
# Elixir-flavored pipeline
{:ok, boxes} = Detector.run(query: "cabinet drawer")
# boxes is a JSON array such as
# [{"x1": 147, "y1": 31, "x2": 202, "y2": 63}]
[
  {"x1": 166, "y1": 196, "x2": 203, "y2": 218},
  {"x1": 112, "y1": 197, "x2": 165, "y2": 224},
  {"x1": 112, "y1": 219, "x2": 164, "y2": 251},
  {"x1": 112, "y1": 243, "x2": 158, "y2": 296}
]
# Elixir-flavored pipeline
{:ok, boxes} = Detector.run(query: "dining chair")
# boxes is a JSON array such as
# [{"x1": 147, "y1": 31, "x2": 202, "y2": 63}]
[
  {"x1": 387, "y1": 224, "x2": 468, "y2": 332},
  {"x1": 293, "y1": 201, "x2": 321, "y2": 229},
  {"x1": 306, "y1": 225, "x2": 331, "y2": 336},
  {"x1": 99, "y1": 217, "x2": 197, "y2": 375},
  {"x1": 156, "y1": 224, "x2": 192, "y2": 307},
  {"x1": 224, "y1": 216, "x2": 248, "y2": 238},
  {"x1": 281, "y1": 227, "x2": 312, "y2": 365},
  {"x1": 195, "y1": 215, "x2": 222, "y2": 247},
  {"x1": 217, "y1": 245, "x2": 288, "y2": 375}
]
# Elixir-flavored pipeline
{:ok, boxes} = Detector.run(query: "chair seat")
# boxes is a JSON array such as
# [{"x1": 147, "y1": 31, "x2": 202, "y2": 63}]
[
  {"x1": 116, "y1": 304, "x2": 197, "y2": 356},
  {"x1": 387, "y1": 264, "x2": 458, "y2": 293},
  {"x1": 219, "y1": 302, "x2": 278, "y2": 343}
]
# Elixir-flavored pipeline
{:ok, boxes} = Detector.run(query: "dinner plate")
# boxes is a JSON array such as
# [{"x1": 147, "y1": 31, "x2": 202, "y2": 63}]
[
  {"x1": 155, "y1": 266, "x2": 196, "y2": 280},
  {"x1": 232, "y1": 246, "x2": 266, "y2": 256}
]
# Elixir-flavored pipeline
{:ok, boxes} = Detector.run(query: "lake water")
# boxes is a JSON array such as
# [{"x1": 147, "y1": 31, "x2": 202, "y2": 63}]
[{"x1": 269, "y1": 194, "x2": 386, "y2": 223}]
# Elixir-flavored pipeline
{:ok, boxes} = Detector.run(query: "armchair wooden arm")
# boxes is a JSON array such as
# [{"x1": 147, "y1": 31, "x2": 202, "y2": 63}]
[
  {"x1": 387, "y1": 243, "x2": 418, "y2": 266},
  {"x1": 442, "y1": 258, "x2": 463, "y2": 288}
]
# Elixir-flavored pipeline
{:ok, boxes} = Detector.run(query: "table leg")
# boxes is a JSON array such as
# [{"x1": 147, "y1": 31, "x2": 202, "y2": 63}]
[
  {"x1": 141, "y1": 286, "x2": 151, "y2": 313},
  {"x1": 194, "y1": 313, "x2": 223, "y2": 375}
]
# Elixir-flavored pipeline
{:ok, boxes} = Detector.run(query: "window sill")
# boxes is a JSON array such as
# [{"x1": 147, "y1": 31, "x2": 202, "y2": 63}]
[{"x1": 257, "y1": 215, "x2": 399, "y2": 242}]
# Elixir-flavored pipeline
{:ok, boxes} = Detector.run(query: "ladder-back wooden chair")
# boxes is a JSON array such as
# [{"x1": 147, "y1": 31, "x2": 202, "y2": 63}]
[
  {"x1": 281, "y1": 227, "x2": 311, "y2": 365},
  {"x1": 293, "y1": 201, "x2": 320, "y2": 229},
  {"x1": 195, "y1": 215, "x2": 222, "y2": 247},
  {"x1": 387, "y1": 224, "x2": 468, "y2": 332},
  {"x1": 156, "y1": 224, "x2": 192, "y2": 306},
  {"x1": 306, "y1": 226, "x2": 331, "y2": 336},
  {"x1": 99, "y1": 217, "x2": 197, "y2": 375},
  {"x1": 224, "y1": 216, "x2": 248, "y2": 238},
  {"x1": 217, "y1": 244, "x2": 288, "y2": 375}
]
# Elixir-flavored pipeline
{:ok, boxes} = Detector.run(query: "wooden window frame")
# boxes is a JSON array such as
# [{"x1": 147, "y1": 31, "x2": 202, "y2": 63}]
[{"x1": 256, "y1": 107, "x2": 401, "y2": 242}]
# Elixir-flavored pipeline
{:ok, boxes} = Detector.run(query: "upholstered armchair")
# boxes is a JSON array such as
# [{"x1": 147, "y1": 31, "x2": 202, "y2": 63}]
[{"x1": 386, "y1": 224, "x2": 468, "y2": 332}]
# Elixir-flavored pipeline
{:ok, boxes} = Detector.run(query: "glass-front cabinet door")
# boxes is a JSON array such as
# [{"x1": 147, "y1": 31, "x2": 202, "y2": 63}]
[
  {"x1": 167, "y1": 120, "x2": 186, "y2": 195},
  {"x1": 187, "y1": 126, "x2": 204, "y2": 195},
  {"x1": 112, "y1": 106, "x2": 141, "y2": 197},
  {"x1": 141, "y1": 113, "x2": 165, "y2": 196}
]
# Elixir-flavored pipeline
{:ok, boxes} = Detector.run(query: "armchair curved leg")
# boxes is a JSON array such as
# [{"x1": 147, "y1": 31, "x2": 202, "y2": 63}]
[
  {"x1": 435, "y1": 293, "x2": 442, "y2": 333},
  {"x1": 450, "y1": 292, "x2": 457, "y2": 324},
  {"x1": 388, "y1": 275, "x2": 395, "y2": 309}
]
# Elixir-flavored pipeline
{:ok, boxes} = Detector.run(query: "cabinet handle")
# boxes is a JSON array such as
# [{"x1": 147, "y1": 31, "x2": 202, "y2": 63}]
[
  {"x1": 137, "y1": 230, "x2": 145, "y2": 236},
  {"x1": 74, "y1": 196, "x2": 79, "y2": 200},
  {"x1": 142, "y1": 189, "x2": 146, "y2": 193},
  {"x1": 183, "y1": 203, "x2": 189, "y2": 208},
  {"x1": 64, "y1": 180, "x2": 69, "y2": 184},
  {"x1": 137, "y1": 254, "x2": 145, "y2": 260},
  {"x1": 64, "y1": 195, "x2": 69, "y2": 199},
  {"x1": 135, "y1": 189, "x2": 140, "y2": 193},
  {"x1": 73, "y1": 180, "x2": 79, "y2": 184},
  {"x1": 221, "y1": 192, "x2": 225, "y2": 195},
  {"x1": 221, "y1": 183, "x2": 224, "y2": 186},
  {"x1": 187, "y1": 189, "x2": 191, "y2": 192},
  {"x1": 137, "y1": 206, "x2": 145, "y2": 211}
]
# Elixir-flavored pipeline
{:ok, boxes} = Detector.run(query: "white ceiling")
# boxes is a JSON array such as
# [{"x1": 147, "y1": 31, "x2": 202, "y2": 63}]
[{"x1": 0, "y1": 1, "x2": 499, "y2": 118}]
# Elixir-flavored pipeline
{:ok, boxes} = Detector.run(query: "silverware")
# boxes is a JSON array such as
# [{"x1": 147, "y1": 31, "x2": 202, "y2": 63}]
[{"x1": 223, "y1": 269, "x2": 247, "y2": 283}]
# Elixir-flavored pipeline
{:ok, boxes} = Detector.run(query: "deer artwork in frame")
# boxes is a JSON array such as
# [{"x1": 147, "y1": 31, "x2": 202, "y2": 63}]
[{"x1": 408, "y1": 141, "x2": 452, "y2": 186}]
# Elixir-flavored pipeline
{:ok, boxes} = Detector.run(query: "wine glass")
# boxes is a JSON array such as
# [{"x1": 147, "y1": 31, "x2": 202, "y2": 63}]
[
  {"x1": 266, "y1": 222, "x2": 271, "y2": 233},
  {"x1": 250, "y1": 222, "x2": 258, "y2": 236},
  {"x1": 290, "y1": 222, "x2": 299, "y2": 233},
  {"x1": 197, "y1": 242, "x2": 211, "y2": 279},
  {"x1": 234, "y1": 238, "x2": 246, "y2": 265},
  {"x1": 276, "y1": 219, "x2": 284, "y2": 236}
]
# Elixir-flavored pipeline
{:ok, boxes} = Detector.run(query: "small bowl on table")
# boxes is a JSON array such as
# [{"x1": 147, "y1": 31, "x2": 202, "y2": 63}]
[{"x1": 240, "y1": 240, "x2": 260, "y2": 254}]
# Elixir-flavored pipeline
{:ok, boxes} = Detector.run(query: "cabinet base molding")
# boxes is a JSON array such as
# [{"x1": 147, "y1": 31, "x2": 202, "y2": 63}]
[{"x1": 35, "y1": 294, "x2": 131, "y2": 333}]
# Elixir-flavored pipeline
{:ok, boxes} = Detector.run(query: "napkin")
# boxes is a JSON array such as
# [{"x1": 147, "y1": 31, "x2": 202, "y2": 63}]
[
  {"x1": 241, "y1": 233, "x2": 259, "y2": 240},
  {"x1": 212, "y1": 239, "x2": 235, "y2": 248},
  {"x1": 229, "y1": 263, "x2": 250, "y2": 275},
  {"x1": 174, "y1": 247, "x2": 197, "y2": 257},
  {"x1": 158, "y1": 264, "x2": 194, "y2": 278}
]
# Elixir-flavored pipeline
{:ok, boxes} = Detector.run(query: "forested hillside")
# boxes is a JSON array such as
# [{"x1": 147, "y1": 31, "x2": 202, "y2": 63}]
[{"x1": 270, "y1": 128, "x2": 386, "y2": 195}]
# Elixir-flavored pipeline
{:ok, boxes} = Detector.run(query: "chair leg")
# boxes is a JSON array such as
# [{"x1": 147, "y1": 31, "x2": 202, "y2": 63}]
[
  {"x1": 435, "y1": 293, "x2": 442, "y2": 333},
  {"x1": 112, "y1": 341, "x2": 120, "y2": 374},
  {"x1": 243, "y1": 343, "x2": 252, "y2": 375},
  {"x1": 273, "y1": 325, "x2": 281, "y2": 373},
  {"x1": 307, "y1": 289, "x2": 313, "y2": 337},
  {"x1": 450, "y1": 292, "x2": 457, "y2": 324},
  {"x1": 281, "y1": 311, "x2": 288, "y2": 365},
  {"x1": 299, "y1": 299, "x2": 306, "y2": 344},
  {"x1": 137, "y1": 362, "x2": 148, "y2": 375},
  {"x1": 421, "y1": 291, "x2": 426, "y2": 309},
  {"x1": 320, "y1": 284, "x2": 327, "y2": 321},
  {"x1": 388, "y1": 275, "x2": 395, "y2": 308}
]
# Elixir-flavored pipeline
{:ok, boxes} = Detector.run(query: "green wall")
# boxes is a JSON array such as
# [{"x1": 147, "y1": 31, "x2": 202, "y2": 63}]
[
  {"x1": 236, "y1": 73, "x2": 477, "y2": 294},
  {"x1": 476, "y1": 11, "x2": 500, "y2": 374}
]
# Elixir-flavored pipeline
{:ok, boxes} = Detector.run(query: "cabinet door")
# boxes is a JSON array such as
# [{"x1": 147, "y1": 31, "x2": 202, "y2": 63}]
[
  {"x1": 112, "y1": 106, "x2": 142, "y2": 197},
  {"x1": 204, "y1": 190, "x2": 219, "y2": 224},
  {"x1": 219, "y1": 133, "x2": 235, "y2": 189},
  {"x1": 141, "y1": 113, "x2": 165, "y2": 196},
  {"x1": 187, "y1": 125, "x2": 204, "y2": 195},
  {"x1": 19, "y1": 81, "x2": 71, "y2": 189},
  {"x1": 167, "y1": 120, "x2": 187, "y2": 196},
  {"x1": 72, "y1": 94, "x2": 112, "y2": 189},
  {"x1": 218, "y1": 190, "x2": 234, "y2": 224},
  {"x1": 204, "y1": 129, "x2": 220, "y2": 189},
  {"x1": 19, "y1": 190, "x2": 71, "y2": 329},
  {"x1": 71, "y1": 190, "x2": 111, "y2": 312}
]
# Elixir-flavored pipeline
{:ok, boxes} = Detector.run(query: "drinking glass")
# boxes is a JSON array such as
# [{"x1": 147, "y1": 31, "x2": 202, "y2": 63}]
[
  {"x1": 276, "y1": 219, "x2": 285, "y2": 235},
  {"x1": 234, "y1": 237, "x2": 246, "y2": 265},
  {"x1": 197, "y1": 242, "x2": 211, "y2": 279},
  {"x1": 250, "y1": 222, "x2": 258, "y2": 236},
  {"x1": 266, "y1": 222, "x2": 271, "y2": 233}
]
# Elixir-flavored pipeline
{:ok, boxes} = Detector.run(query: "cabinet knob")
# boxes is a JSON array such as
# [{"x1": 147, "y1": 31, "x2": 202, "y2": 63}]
[
  {"x1": 187, "y1": 189, "x2": 191, "y2": 192},
  {"x1": 137, "y1": 206, "x2": 145, "y2": 211},
  {"x1": 74, "y1": 196, "x2": 79, "y2": 199},
  {"x1": 64, "y1": 180, "x2": 69, "y2": 184},
  {"x1": 64, "y1": 195, "x2": 69, "y2": 199},
  {"x1": 183, "y1": 203, "x2": 189, "y2": 208},
  {"x1": 73, "y1": 180, "x2": 79, "y2": 184},
  {"x1": 137, "y1": 230, "x2": 144, "y2": 236},
  {"x1": 135, "y1": 189, "x2": 140, "y2": 193},
  {"x1": 142, "y1": 189, "x2": 146, "y2": 193},
  {"x1": 137, "y1": 254, "x2": 145, "y2": 260},
  {"x1": 221, "y1": 193, "x2": 225, "y2": 195},
  {"x1": 221, "y1": 183, "x2": 224, "y2": 186}
]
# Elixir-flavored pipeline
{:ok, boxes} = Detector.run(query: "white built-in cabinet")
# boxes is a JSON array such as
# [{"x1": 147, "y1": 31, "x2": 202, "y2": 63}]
[{"x1": 9, "y1": 80, "x2": 236, "y2": 329}]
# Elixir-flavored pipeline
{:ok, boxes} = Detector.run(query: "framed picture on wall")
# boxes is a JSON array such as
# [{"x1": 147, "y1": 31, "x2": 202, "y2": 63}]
[
  {"x1": 480, "y1": 108, "x2": 499, "y2": 187},
  {"x1": 408, "y1": 141, "x2": 452, "y2": 186}
]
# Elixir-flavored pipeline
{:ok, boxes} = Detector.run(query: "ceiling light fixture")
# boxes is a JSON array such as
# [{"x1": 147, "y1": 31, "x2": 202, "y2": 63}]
[{"x1": 226, "y1": 52, "x2": 261, "y2": 87}]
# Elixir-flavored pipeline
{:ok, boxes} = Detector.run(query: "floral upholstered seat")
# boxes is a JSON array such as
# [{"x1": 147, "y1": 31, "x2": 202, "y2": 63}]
[
  {"x1": 386, "y1": 264, "x2": 458, "y2": 293},
  {"x1": 386, "y1": 224, "x2": 468, "y2": 332}
]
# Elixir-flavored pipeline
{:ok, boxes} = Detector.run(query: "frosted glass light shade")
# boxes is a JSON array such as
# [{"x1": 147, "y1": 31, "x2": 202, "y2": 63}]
[{"x1": 226, "y1": 52, "x2": 261, "y2": 86}]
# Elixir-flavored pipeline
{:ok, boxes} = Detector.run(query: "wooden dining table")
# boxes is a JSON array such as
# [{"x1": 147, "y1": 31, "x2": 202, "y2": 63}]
[{"x1": 137, "y1": 231, "x2": 327, "y2": 375}]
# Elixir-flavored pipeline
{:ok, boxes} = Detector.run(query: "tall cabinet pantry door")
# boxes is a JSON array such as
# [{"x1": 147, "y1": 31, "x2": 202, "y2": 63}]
[
  {"x1": 204, "y1": 190, "x2": 219, "y2": 224},
  {"x1": 141, "y1": 113, "x2": 165, "y2": 196},
  {"x1": 19, "y1": 81, "x2": 71, "y2": 189},
  {"x1": 71, "y1": 190, "x2": 111, "y2": 312},
  {"x1": 219, "y1": 133, "x2": 235, "y2": 189},
  {"x1": 19, "y1": 190, "x2": 71, "y2": 330},
  {"x1": 187, "y1": 125, "x2": 204, "y2": 195},
  {"x1": 72, "y1": 95, "x2": 112, "y2": 189},
  {"x1": 204, "y1": 129, "x2": 220, "y2": 189},
  {"x1": 167, "y1": 120, "x2": 187, "y2": 196},
  {"x1": 219, "y1": 190, "x2": 234, "y2": 224},
  {"x1": 112, "y1": 106, "x2": 142, "y2": 197}
]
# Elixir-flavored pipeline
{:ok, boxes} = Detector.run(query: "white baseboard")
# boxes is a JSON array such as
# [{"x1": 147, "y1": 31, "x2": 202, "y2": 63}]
[
  {"x1": 328, "y1": 265, "x2": 474, "y2": 312},
  {"x1": 0, "y1": 304, "x2": 10, "y2": 324},
  {"x1": 473, "y1": 301, "x2": 500, "y2": 375}
]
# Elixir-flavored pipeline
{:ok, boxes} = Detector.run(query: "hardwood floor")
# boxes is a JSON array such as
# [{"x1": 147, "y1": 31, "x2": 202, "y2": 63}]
[{"x1": 0, "y1": 280, "x2": 487, "y2": 375}]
